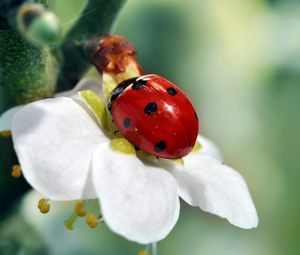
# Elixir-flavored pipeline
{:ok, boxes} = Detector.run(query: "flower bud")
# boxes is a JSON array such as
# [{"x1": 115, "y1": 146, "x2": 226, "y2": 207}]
[{"x1": 17, "y1": 3, "x2": 62, "y2": 47}]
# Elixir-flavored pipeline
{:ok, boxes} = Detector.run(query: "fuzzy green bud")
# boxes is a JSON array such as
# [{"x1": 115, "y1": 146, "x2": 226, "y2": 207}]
[
  {"x1": 17, "y1": 3, "x2": 62, "y2": 48},
  {"x1": 26, "y1": 12, "x2": 62, "y2": 47}
]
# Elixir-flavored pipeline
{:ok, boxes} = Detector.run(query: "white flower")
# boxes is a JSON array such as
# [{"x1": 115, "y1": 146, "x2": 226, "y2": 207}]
[
  {"x1": 0, "y1": 77, "x2": 102, "y2": 133},
  {"x1": 5, "y1": 78, "x2": 258, "y2": 244}
]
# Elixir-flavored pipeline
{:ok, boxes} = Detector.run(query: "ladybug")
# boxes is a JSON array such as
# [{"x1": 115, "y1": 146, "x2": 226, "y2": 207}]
[{"x1": 108, "y1": 74, "x2": 199, "y2": 159}]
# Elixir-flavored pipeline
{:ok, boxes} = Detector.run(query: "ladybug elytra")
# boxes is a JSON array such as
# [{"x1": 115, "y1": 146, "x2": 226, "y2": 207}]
[{"x1": 108, "y1": 74, "x2": 199, "y2": 159}]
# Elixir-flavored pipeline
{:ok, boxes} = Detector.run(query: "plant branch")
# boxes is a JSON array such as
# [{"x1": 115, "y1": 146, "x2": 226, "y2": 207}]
[{"x1": 55, "y1": 0, "x2": 127, "y2": 92}]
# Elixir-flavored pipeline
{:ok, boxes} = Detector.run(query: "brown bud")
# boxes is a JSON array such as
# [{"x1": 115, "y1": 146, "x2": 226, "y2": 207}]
[{"x1": 86, "y1": 35, "x2": 142, "y2": 74}]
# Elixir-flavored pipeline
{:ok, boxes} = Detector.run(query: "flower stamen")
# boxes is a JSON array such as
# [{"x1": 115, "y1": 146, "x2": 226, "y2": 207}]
[
  {"x1": 37, "y1": 198, "x2": 50, "y2": 214},
  {"x1": 86, "y1": 214, "x2": 103, "y2": 229},
  {"x1": 11, "y1": 164, "x2": 22, "y2": 178},
  {"x1": 75, "y1": 201, "x2": 87, "y2": 217},
  {"x1": 137, "y1": 250, "x2": 151, "y2": 255},
  {"x1": 0, "y1": 130, "x2": 11, "y2": 138},
  {"x1": 151, "y1": 242, "x2": 158, "y2": 255},
  {"x1": 64, "y1": 212, "x2": 78, "y2": 231},
  {"x1": 137, "y1": 243, "x2": 157, "y2": 255},
  {"x1": 64, "y1": 200, "x2": 89, "y2": 230}
]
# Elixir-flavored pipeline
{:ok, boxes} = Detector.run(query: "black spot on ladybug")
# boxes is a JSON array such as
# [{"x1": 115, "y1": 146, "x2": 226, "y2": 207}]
[
  {"x1": 108, "y1": 77, "x2": 138, "y2": 111},
  {"x1": 123, "y1": 118, "x2": 131, "y2": 128},
  {"x1": 132, "y1": 79, "x2": 147, "y2": 90},
  {"x1": 144, "y1": 102, "x2": 158, "y2": 115},
  {"x1": 194, "y1": 112, "x2": 198, "y2": 120},
  {"x1": 167, "y1": 87, "x2": 177, "y2": 96},
  {"x1": 154, "y1": 141, "x2": 167, "y2": 153}
]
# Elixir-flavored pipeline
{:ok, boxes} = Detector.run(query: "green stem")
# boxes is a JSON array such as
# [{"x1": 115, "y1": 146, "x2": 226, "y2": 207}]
[
  {"x1": 151, "y1": 243, "x2": 158, "y2": 255},
  {"x1": 55, "y1": 0, "x2": 126, "y2": 92}
]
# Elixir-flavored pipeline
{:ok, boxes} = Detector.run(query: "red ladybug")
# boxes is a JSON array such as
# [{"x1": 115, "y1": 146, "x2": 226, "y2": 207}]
[{"x1": 108, "y1": 74, "x2": 199, "y2": 159}]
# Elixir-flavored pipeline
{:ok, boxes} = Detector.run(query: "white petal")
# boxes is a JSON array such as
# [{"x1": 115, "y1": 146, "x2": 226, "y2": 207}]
[
  {"x1": 92, "y1": 143, "x2": 180, "y2": 244},
  {"x1": 0, "y1": 105, "x2": 23, "y2": 131},
  {"x1": 198, "y1": 135, "x2": 223, "y2": 161},
  {"x1": 55, "y1": 77, "x2": 103, "y2": 98},
  {"x1": 12, "y1": 97, "x2": 108, "y2": 200},
  {"x1": 169, "y1": 154, "x2": 258, "y2": 229}
]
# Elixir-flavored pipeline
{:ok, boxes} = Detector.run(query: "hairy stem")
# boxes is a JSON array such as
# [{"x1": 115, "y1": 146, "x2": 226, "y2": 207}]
[{"x1": 0, "y1": 29, "x2": 56, "y2": 109}]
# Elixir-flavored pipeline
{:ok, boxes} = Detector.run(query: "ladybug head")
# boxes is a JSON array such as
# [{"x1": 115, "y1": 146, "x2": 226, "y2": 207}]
[{"x1": 107, "y1": 77, "x2": 138, "y2": 111}]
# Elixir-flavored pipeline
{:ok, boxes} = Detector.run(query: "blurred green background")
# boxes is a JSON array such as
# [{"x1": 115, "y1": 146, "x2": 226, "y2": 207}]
[{"x1": 1, "y1": 0, "x2": 300, "y2": 254}]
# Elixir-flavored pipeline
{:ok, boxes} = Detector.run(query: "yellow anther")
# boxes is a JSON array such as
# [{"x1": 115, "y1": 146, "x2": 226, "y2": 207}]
[
  {"x1": 137, "y1": 250, "x2": 151, "y2": 255},
  {"x1": 40, "y1": 203, "x2": 50, "y2": 214},
  {"x1": 75, "y1": 201, "x2": 87, "y2": 217},
  {"x1": 37, "y1": 198, "x2": 50, "y2": 214},
  {"x1": 0, "y1": 130, "x2": 11, "y2": 138},
  {"x1": 38, "y1": 198, "x2": 46, "y2": 209},
  {"x1": 11, "y1": 164, "x2": 22, "y2": 178},
  {"x1": 192, "y1": 141, "x2": 202, "y2": 153},
  {"x1": 86, "y1": 214, "x2": 102, "y2": 229},
  {"x1": 110, "y1": 138, "x2": 136, "y2": 155},
  {"x1": 64, "y1": 213, "x2": 78, "y2": 231}
]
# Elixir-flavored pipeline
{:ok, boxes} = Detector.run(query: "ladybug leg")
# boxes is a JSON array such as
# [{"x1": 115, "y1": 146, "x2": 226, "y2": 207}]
[
  {"x1": 112, "y1": 129, "x2": 126, "y2": 139},
  {"x1": 113, "y1": 130, "x2": 121, "y2": 137},
  {"x1": 136, "y1": 151, "x2": 159, "y2": 165}
]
